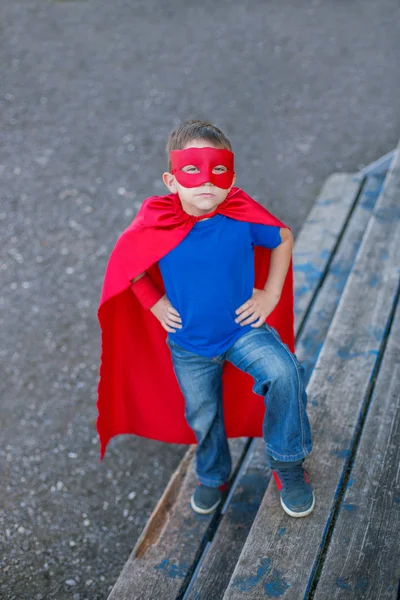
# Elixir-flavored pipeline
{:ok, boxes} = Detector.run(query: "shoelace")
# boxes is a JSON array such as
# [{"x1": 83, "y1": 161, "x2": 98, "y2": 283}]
[{"x1": 276, "y1": 466, "x2": 306, "y2": 488}]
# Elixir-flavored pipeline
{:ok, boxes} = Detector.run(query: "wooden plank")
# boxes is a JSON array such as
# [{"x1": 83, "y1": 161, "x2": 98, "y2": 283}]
[
  {"x1": 107, "y1": 439, "x2": 248, "y2": 600},
  {"x1": 313, "y1": 300, "x2": 400, "y2": 599},
  {"x1": 296, "y1": 173, "x2": 385, "y2": 384},
  {"x1": 185, "y1": 175, "x2": 366, "y2": 599},
  {"x1": 293, "y1": 173, "x2": 362, "y2": 332},
  {"x1": 360, "y1": 149, "x2": 395, "y2": 176},
  {"x1": 128, "y1": 446, "x2": 195, "y2": 561},
  {"x1": 108, "y1": 173, "x2": 364, "y2": 600},
  {"x1": 222, "y1": 144, "x2": 400, "y2": 599},
  {"x1": 184, "y1": 439, "x2": 271, "y2": 600}
]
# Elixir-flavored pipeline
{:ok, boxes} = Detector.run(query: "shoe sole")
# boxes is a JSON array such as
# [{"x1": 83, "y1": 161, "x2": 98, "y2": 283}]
[
  {"x1": 190, "y1": 494, "x2": 221, "y2": 515},
  {"x1": 280, "y1": 492, "x2": 315, "y2": 518}
]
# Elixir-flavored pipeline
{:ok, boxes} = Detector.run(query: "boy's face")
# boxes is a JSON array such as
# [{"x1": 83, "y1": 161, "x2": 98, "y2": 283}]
[{"x1": 162, "y1": 139, "x2": 236, "y2": 218}]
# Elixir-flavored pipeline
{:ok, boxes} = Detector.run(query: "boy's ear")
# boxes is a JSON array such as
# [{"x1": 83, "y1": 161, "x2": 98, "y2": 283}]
[{"x1": 163, "y1": 172, "x2": 178, "y2": 193}]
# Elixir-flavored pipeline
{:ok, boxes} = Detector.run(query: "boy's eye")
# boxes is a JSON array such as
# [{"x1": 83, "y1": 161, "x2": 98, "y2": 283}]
[
  {"x1": 181, "y1": 165, "x2": 200, "y2": 173},
  {"x1": 179, "y1": 165, "x2": 228, "y2": 174}
]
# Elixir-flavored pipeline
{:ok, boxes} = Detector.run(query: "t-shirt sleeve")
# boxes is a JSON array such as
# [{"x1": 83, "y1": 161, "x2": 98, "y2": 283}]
[
  {"x1": 130, "y1": 272, "x2": 164, "y2": 310},
  {"x1": 250, "y1": 224, "x2": 282, "y2": 249}
]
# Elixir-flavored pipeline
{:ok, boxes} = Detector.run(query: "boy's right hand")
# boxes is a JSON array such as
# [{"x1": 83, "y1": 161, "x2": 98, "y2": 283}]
[{"x1": 150, "y1": 294, "x2": 183, "y2": 333}]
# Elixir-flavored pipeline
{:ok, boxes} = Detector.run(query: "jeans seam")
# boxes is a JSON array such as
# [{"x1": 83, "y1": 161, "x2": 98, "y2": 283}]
[
  {"x1": 169, "y1": 342, "x2": 225, "y2": 364},
  {"x1": 266, "y1": 444, "x2": 312, "y2": 461},
  {"x1": 197, "y1": 475, "x2": 227, "y2": 487},
  {"x1": 266, "y1": 325, "x2": 308, "y2": 456}
]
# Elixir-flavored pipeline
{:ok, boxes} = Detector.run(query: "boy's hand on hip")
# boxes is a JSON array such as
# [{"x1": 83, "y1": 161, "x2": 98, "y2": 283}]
[
  {"x1": 235, "y1": 288, "x2": 280, "y2": 328},
  {"x1": 150, "y1": 294, "x2": 182, "y2": 333}
]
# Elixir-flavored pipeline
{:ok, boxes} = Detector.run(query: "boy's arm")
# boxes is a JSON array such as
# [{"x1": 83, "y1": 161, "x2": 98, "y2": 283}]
[
  {"x1": 130, "y1": 272, "x2": 164, "y2": 310},
  {"x1": 263, "y1": 227, "x2": 294, "y2": 299},
  {"x1": 130, "y1": 272, "x2": 183, "y2": 332},
  {"x1": 235, "y1": 227, "x2": 294, "y2": 327}
]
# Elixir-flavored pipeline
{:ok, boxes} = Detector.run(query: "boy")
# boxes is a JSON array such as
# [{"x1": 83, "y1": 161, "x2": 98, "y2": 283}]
[{"x1": 97, "y1": 120, "x2": 314, "y2": 518}]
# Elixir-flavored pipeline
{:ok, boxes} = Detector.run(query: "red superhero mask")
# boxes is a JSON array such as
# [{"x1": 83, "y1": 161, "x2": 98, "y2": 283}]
[{"x1": 170, "y1": 147, "x2": 235, "y2": 189}]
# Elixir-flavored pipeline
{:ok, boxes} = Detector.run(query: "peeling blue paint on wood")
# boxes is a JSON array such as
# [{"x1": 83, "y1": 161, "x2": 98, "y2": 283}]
[
  {"x1": 336, "y1": 577, "x2": 351, "y2": 589},
  {"x1": 154, "y1": 558, "x2": 188, "y2": 579},
  {"x1": 360, "y1": 176, "x2": 382, "y2": 210},
  {"x1": 264, "y1": 570, "x2": 290, "y2": 597},
  {"x1": 337, "y1": 345, "x2": 363, "y2": 360},
  {"x1": 355, "y1": 577, "x2": 369, "y2": 590},
  {"x1": 379, "y1": 248, "x2": 389, "y2": 261},
  {"x1": 366, "y1": 325, "x2": 385, "y2": 342},
  {"x1": 231, "y1": 557, "x2": 272, "y2": 591},
  {"x1": 368, "y1": 273, "x2": 380, "y2": 287},
  {"x1": 299, "y1": 337, "x2": 324, "y2": 385},
  {"x1": 331, "y1": 449, "x2": 350, "y2": 459},
  {"x1": 374, "y1": 204, "x2": 400, "y2": 223},
  {"x1": 320, "y1": 249, "x2": 331, "y2": 260},
  {"x1": 342, "y1": 503, "x2": 358, "y2": 512},
  {"x1": 295, "y1": 284, "x2": 310, "y2": 298},
  {"x1": 317, "y1": 198, "x2": 336, "y2": 206},
  {"x1": 293, "y1": 263, "x2": 323, "y2": 285}
]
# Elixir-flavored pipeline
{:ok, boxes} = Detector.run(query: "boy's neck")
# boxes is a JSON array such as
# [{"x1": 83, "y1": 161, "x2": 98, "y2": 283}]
[{"x1": 181, "y1": 205, "x2": 218, "y2": 220}]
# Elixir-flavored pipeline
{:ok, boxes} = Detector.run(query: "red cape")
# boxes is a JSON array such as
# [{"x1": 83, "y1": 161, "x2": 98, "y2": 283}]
[{"x1": 97, "y1": 187, "x2": 294, "y2": 459}]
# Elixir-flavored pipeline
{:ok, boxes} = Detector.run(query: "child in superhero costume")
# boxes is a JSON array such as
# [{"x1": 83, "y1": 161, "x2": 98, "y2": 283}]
[{"x1": 97, "y1": 120, "x2": 314, "y2": 517}]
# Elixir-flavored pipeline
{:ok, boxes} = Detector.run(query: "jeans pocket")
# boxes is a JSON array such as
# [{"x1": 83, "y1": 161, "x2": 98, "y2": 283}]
[
  {"x1": 169, "y1": 340, "x2": 196, "y2": 360},
  {"x1": 264, "y1": 322, "x2": 274, "y2": 333},
  {"x1": 166, "y1": 336, "x2": 182, "y2": 349}
]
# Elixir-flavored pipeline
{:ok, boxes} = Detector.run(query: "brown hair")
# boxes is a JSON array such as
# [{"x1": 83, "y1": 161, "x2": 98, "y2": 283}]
[{"x1": 166, "y1": 120, "x2": 232, "y2": 171}]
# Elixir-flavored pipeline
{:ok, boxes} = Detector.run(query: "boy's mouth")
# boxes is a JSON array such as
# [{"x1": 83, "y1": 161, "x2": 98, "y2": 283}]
[{"x1": 196, "y1": 193, "x2": 215, "y2": 197}]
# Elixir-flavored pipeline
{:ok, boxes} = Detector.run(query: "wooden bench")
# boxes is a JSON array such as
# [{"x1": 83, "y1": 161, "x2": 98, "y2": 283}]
[{"x1": 108, "y1": 141, "x2": 399, "y2": 600}]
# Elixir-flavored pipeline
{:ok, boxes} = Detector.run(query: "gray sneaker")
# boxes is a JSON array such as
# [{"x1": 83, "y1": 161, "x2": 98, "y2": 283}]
[
  {"x1": 190, "y1": 482, "x2": 227, "y2": 514},
  {"x1": 270, "y1": 458, "x2": 315, "y2": 518}
]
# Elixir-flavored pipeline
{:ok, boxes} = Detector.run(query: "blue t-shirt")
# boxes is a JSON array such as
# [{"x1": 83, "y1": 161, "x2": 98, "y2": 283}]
[{"x1": 158, "y1": 215, "x2": 281, "y2": 357}]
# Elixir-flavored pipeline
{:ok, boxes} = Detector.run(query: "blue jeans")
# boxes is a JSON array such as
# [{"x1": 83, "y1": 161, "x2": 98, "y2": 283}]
[{"x1": 166, "y1": 323, "x2": 312, "y2": 487}]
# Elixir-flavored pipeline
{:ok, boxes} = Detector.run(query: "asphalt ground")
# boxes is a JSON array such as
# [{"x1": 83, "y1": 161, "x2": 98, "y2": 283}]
[{"x1": 1, "y1": 1, "x2": 399, "y2": 598}]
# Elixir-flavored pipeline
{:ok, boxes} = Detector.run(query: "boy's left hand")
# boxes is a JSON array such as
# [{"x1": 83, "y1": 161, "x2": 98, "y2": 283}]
[{"x1": 235, "y1": 288, "x2": 280, "y2": 328}]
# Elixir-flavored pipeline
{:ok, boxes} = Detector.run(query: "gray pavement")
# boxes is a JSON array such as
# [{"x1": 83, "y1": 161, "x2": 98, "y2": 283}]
[{"x1": 1, "y1": 1, "x2": 399, "y2": 598}]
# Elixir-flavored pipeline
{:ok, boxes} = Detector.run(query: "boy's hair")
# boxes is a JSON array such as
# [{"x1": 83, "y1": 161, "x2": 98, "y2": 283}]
[{"x1": 166, "y1": 120, "x2": 232, "y2": 171}]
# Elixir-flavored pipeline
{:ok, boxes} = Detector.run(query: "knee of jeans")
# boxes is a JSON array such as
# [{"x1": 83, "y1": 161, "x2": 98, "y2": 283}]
[
  {"x1": 187, "y1": 405, "x2": 217, "y2": 437},
  {"x1": 253, "y1": 354, "x2": 301, "y2": 396}
]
